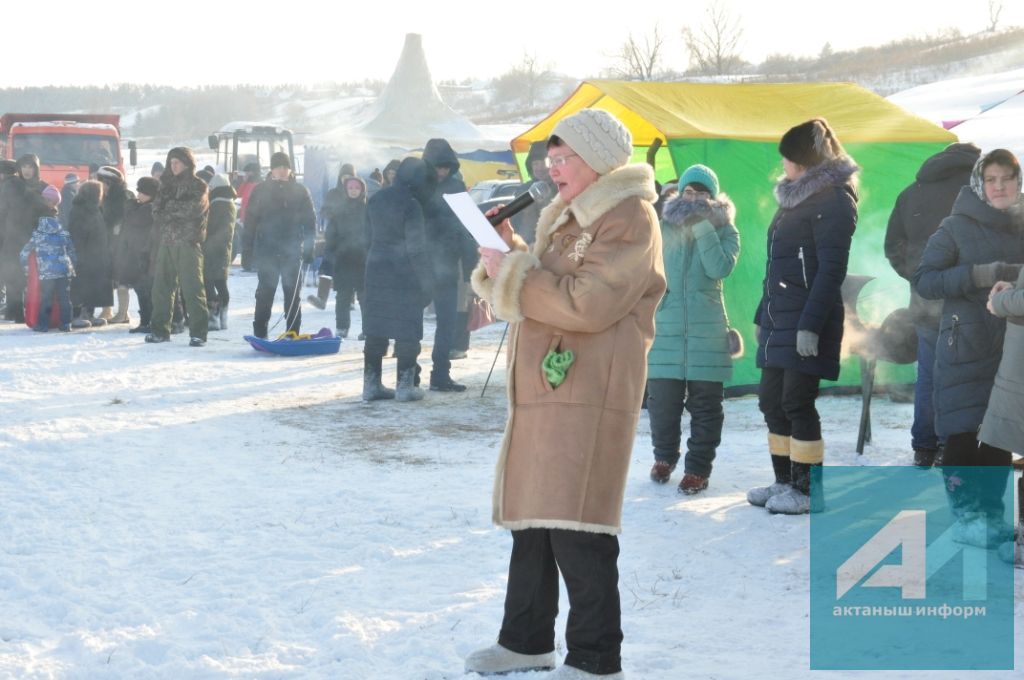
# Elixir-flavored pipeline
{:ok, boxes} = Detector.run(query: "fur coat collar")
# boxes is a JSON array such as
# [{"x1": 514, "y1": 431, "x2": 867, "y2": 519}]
[
  {"x1": 532, "y1": 164, "x2": 656, "y2": 256},
  {"x1": 774, "y1": 156, "x2": 859, "y2": 209},
  {"x1": 661, "y1": 192, "x2": 736, "y2": 228}
]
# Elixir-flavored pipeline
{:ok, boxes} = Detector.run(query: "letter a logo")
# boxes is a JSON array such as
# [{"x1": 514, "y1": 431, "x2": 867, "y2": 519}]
[{"x1": 836, "y1": 510, "x2": 926, "y2": 600}]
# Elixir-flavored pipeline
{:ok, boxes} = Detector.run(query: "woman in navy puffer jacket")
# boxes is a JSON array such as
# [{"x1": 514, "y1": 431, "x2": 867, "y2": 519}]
[{"x1": 748, "y1": 118, "x2": 859, "y2": 515}]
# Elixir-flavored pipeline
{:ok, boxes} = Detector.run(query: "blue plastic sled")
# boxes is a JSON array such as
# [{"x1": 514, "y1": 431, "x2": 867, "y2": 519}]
[{"x1": 244, "y1": 328, "x2": 341, "y2": 356}]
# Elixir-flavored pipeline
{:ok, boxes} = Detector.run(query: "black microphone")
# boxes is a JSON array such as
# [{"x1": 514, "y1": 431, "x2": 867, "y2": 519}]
[{"x1": 487, "y1": 182, "x2": 553, "y2": 226}]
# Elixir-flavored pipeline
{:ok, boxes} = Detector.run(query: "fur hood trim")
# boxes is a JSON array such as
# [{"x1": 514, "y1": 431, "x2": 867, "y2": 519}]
[
  {"x1": 774, "y1": 156, "x2": 859, "y2": 209},
  {"x1": 661, "y1": 192, "x2": 736, "y2": 228},
  {"x1": 532, "y1": 164, "x2": 656, "y2": 257}
]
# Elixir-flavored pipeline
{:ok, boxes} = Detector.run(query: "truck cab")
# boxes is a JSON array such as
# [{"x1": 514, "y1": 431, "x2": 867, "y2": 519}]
[
  {"x1": 208, "y1": 122, "x2": 296, "y2": 183},
  {"x1": 0, "y1": 113, "x2": 125, "y2": 188}
]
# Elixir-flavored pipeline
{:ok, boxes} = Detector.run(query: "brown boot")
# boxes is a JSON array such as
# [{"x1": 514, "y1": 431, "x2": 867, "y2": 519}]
[
  {"x1": 650, "y1": 461, "x2": 675, "y2": 484},
  {"x1": 307, "y1": 275, "x2": 333, "y2": 309},
  {"x1": 678, "y1": 473, "x2": 709, "y2": 495}
]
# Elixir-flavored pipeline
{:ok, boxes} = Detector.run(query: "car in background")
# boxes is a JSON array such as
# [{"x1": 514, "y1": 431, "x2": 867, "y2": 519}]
[{"x1": 468, "y1": 179, "x2": 520, "y2": 204}]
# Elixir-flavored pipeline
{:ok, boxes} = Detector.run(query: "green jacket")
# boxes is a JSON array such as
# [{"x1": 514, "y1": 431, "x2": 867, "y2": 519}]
[{"x1": 648, "y1": 193, "x2": 740, "y2": 382}]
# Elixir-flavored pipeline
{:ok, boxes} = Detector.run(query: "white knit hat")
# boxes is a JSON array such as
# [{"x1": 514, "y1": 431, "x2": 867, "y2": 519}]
[{"x1": 551, "y1": 109, "x2": 633, "y2": 175}]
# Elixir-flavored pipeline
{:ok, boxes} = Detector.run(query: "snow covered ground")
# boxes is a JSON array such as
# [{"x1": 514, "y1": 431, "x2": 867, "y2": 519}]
[{"x1": 0, "y1": 270, "x2": 1021, "y2": 679}]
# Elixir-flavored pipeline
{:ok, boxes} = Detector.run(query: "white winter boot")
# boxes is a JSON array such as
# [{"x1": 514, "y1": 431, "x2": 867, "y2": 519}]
[
  {"x1": 749, "y1": 435, "x2": 793, "y2": 507},
  {"x1": 765, "y1": 487, "x2": 811, "y2": 515},
  {"x1": 548, "y1": 664, "x2": 625, "y2": 679},
  {"x1": 208, "y1": 302, "x2": 221, "y2": 331},
  {"x1": 464, "y1": 643, "x2": 555, "y2": 675},
  {"x1": 110, "y1": 286, "x2": 131, "y2": 324}
]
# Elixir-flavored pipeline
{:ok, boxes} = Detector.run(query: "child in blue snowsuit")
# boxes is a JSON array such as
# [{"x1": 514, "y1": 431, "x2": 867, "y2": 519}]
[{"x1": 20, "y1": 185, "x2": 77, "y2": 331}]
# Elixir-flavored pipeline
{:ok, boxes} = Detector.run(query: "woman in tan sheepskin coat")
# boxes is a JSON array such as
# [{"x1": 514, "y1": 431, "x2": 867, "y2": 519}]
[{"x1": 464, "y1": 109, "x2": 665, "y2": 679}]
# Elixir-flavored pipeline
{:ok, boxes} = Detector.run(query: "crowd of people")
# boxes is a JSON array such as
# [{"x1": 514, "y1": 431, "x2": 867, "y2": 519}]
[{"x1": 0, "y1": 110, "x2": 1021, "y2": 678}]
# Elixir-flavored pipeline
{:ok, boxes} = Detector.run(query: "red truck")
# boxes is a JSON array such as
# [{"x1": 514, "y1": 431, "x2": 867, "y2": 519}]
[{"x1": 0, "y1": 113, "x2": 136, "y2": 188}]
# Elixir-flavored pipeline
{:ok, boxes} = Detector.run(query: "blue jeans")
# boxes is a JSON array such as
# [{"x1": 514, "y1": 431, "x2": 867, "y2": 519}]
[
  {"x1": 912, "y1": 325, "x2": 939, "y2": 452},
  {"x1": 37, "y1": 277, "x2": 72, "y2": 330}
]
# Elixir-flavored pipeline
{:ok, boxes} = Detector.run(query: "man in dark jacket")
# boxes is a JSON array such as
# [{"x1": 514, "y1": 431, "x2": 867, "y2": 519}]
[
  {"x1": 510, "y1": 140, "x2": 555, "y2": 245},
  {"x1": 885, "y1": 142, "x2": 980, "y2": 467},
  {"x1": 421, "y1": 138, "x2": 476, "y2": 392},
  {"x1": 247, "y1": 151, "x2": 316, "y2": 338}
]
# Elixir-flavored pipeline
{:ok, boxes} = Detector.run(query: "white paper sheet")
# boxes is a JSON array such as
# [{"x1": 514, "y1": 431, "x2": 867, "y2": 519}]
[{"x1": 442, "y1": 192, "x2": 511, "y2": 253}]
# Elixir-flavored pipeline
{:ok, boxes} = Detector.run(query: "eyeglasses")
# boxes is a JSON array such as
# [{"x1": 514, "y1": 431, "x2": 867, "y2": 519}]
[
  {"x1": 545, "y1": 153, "x2": 579, "y2": 169},
  {"x1": 682, "y1": 188, "x2": 711, "y2": 200}
]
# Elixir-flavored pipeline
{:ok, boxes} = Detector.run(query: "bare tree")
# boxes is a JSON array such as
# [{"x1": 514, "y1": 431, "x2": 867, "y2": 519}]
[
  {"x1": 988, "y1": 0, "x2": 1003, "y2": 31},
  {"x1": 492, "y1": 53, "x2": 552, "y2": 110},
  {"x1": 611, "y1": 26, "x2": 665, "y2": 81},
  {"x1": 682, "y1": 5, "x2": 744, "y2": 76}
]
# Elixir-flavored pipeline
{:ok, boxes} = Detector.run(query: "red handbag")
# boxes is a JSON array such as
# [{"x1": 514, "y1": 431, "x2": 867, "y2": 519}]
[{"x1": 467, "y1": 296, "x2": 497, "y2": 331}]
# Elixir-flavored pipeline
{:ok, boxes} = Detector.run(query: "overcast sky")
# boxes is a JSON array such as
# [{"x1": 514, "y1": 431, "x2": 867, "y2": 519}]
[{"x1": 4, "y1": 0, "x2": 1020, "y2": 87}]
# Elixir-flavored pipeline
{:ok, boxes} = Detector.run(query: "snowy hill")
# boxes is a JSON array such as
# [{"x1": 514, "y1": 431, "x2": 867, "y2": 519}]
[{"x1": 888, "y1": 68, "x2": 1024, "y2": 157}]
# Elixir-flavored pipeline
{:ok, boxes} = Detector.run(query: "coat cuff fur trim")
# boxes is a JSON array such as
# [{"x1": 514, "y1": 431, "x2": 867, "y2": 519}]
[{"x1": 472, "y1": 251, "x2": 540, "y2": 322}]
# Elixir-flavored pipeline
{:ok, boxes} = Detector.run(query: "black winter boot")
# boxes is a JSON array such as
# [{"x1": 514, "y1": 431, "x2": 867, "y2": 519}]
[
  {"x1": 913, "y1": 448, "x2": 938, "y2": 467},
  {"x1": 429, "y1": 374, "x2": 466, "y2": 392}
]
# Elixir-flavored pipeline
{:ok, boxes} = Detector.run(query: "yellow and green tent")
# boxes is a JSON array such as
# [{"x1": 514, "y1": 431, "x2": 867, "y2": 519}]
[{"x1": 512, "y1": 80, "x2": 957, "y2": 388}]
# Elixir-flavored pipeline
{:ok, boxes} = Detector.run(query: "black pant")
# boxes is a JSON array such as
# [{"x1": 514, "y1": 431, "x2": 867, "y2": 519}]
[
  {"x1": 498, "y1": 528, "x2": 622, "y2": 675},
  {"x1": 365, "y1": 336, "x2": 420, "y2": 375},
  {"x1": 255, "y1": 255, "x2": 302, "y2": 334},
  {"x1": 758, "y1": 367, "x2": 822, "y2": 441},
  {"x1": 942, "y1": 432, "x2": 1012, "y2": 517},
  {"x1": 431, "y1": 278, "x2": 458, "y2": 382},
  {"x1": 646, "y1": 378, "x2": 724, "y2": 477},
  {"x1": 205, "y1": 278, "x2": 229, "y2": 309},
  {"x1": 3, "y1": 276, "x2": 24, "y2": 322},
  {"x1": 132, "y1": 282, "x2": 153, "y2": 326},
  {"x1": 335, "y1": 284, "x2": 362, "y2": 332}
]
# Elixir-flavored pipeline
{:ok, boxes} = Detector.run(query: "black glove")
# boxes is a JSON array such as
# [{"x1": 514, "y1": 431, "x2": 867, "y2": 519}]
[{"x1": 972, "y1": 262, "x2": 1006, "y2": 288}]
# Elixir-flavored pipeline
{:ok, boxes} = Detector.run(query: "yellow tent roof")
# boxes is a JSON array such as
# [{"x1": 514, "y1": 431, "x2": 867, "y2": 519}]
[{"x1": 512, "y1": 81, "x2": 955, "y2": 153}]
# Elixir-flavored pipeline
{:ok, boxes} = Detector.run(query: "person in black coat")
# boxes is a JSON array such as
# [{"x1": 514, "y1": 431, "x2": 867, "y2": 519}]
[
  {"x1": 885, "y1": 142, "x2": 981, "y2": 467},
  {"x1": 246, "y1": 152, "x2": 316, "y2": 338},
  {"x1": 748, "y1": 118, "x2": 859, "y2": 515},
  {"x1": 59, "y1": 173, "x2": 79, "y2": 228},
  {"x1": 97, "y1": 165, "x2": 132, "y2": 323},
  {"x1": 913, "y1": 149, "x2": 1024, "y2": 542},
  {"x1": 319, "y1": 173, "x2": 368, "y2": 337},
  {"x1": 0, "y1": 154, "x2": 48, "y2": 322},
  {"x1": 114, "y1": 177, "x2": 160, "y2": 333},
  {"x1": 203, "y1": 174, "x2": 237, "y2": 331},
  {"x1": 361, "y1": 157, "x2": 435, "y2": 403},
  {"x1": 68, "y1": 180, "x2": 114, "y2": 327},
  {"x1": 421, "y1": 138, "x2": 476, "y2": 392}
]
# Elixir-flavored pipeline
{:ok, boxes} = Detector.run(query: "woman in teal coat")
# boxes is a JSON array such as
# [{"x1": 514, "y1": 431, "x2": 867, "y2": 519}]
[{"x1": 647, "y1": 164, "x2": 740, "y2": 494}]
